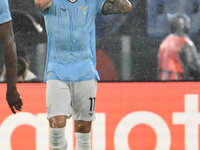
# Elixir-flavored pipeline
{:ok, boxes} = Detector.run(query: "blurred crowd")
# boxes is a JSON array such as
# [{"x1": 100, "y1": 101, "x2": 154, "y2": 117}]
[
  {"x1": 1, "y1": 0, "x2": 200, "y2": 82},
  {"x1": 0, "y1": 50, "x2": 38, "y2": 82}
]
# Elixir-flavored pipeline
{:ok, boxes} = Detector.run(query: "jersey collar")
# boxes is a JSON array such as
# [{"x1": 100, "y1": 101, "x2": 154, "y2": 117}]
[{"x1": 68, "y1": 0, "x2": 78, "y2": 3}]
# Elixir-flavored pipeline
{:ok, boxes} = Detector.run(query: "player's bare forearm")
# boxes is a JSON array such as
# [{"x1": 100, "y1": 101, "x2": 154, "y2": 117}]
[
  {"x1": 102, "y1": 0, "x2": 132, "y2": 15},
  {"x1": 0, "y1": 22, "x2": 17, "y2": 89},
  {"x1": 0, "y1": 22, "x2": 23, "y2": 114},
  {"x1": 34, "y1": 0, "x2": 52, "y2": 11}
]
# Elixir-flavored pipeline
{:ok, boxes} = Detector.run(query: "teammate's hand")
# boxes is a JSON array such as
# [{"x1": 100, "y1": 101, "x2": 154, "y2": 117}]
[{"x1": 6, "y1": 88, "x2": 23, "y2": 114}]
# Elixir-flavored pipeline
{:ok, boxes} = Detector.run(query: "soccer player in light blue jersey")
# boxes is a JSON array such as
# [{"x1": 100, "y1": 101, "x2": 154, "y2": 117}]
[
  {"x1": 0, "y1": 0, "x2": 22, "y2": 113},
  {"x1": 34, "y1": 0, "x2": 132, "y2": 149}
]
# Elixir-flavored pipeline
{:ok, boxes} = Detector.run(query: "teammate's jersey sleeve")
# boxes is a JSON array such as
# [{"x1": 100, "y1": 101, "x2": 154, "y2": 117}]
[
  {"x1": 95, "y1": 0, "x2": 107, "y2": 15},
  {"x1": 0, "y1": 0, "x2": 11, "y2": 24}
]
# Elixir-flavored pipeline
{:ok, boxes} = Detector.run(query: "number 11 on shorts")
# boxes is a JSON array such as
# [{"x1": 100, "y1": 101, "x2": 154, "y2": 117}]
[{"x1": 89, "y1": 97, "x2": 96, "y2": 111}]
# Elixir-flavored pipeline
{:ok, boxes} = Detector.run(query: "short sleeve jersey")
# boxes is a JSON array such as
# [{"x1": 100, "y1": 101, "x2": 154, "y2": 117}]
[
  {"x1": 43, "y1": 0, "x2": 106, "y2": 82},
  {"x1": 0, "y1": 0, "x2": 11, "y2": 24}
]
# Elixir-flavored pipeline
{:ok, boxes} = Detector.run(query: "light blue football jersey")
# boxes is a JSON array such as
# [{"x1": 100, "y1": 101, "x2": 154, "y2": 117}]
[
  {"x1": 0, "y1": 0, "x2": 12, "y2": 24},
  {"x1": 43, "y1": 0, "x2": 106, "y2": 82}
]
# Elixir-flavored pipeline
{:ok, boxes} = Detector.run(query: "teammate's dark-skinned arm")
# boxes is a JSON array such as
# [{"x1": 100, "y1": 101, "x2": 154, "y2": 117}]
[
  {"x1": 0, "y1": 22, "x2": 22, "y2": 114},
  {"x1": 180, "y1": 43, "x2": 200, "y2": 80},
  {"x1": 102, "y1": 0, "x2": 132, "y2": 15}
]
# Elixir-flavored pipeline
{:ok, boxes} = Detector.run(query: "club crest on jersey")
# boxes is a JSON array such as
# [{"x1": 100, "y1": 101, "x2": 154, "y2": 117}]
[
  {"x1": 68, "y1": 0, "x2": 78, "y2": 3},
  {"x1": 79, "y1": 6, "x2": 88, "y2": 15}
]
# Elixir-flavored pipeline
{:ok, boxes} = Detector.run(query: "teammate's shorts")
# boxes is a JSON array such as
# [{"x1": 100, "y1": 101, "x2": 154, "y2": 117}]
[{"x1": 46, "y1": 79, "x2": 97, "y2": 121}]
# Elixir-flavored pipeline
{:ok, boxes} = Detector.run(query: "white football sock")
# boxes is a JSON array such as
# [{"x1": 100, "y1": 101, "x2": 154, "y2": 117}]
[
  {"x1": 75, "y1": 132, "x2": 91, "y2": 150},
  {"x1": 49, "y1": 127, "x2": 67, "y2": 150}
]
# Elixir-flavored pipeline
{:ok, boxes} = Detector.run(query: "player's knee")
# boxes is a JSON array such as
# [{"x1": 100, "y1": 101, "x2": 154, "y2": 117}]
[
  {"x1": 49, "y1": 115, "x2": 67, "y2": 128},
  {"x1": 50, "y1": 127, "x2": 67, "y2": 150},
  {"x1": 75, "y1": 121, "x2": 92, "y2": 133}
]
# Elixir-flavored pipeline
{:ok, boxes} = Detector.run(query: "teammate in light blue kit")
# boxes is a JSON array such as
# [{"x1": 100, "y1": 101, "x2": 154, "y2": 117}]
[
  {"x1": 35, "y1": 0, "x2": 132, "y2": 149},
  {"x1": 0, "y1": 0, "x2": 12, "y2": 24},
  {"x1": 0, "y1": 0, "x2": 22, "y2": 114}
]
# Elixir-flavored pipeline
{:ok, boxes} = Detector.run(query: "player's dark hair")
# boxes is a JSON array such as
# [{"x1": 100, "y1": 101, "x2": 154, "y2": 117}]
[{"x1": 169, "y1": 14, "x2": 190, "y2": 34}]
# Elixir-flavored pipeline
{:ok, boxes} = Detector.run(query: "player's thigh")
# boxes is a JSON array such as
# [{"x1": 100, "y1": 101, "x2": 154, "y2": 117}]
[
  {"x1": 46, "y1": 80, "x2": 72, "y2": 127},
  {"x1": 72, "y1": 79, "x2": 97, "y2": 121}
]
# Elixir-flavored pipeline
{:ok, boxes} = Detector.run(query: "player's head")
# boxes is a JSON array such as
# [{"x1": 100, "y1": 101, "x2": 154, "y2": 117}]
[{"x1": 168, "y1": 13, "x2": 190, "y2": 34}]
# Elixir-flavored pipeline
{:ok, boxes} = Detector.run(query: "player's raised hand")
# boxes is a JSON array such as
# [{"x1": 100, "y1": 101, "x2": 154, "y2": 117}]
[{"x1": 6, "y1": 88, "x2": 23, "y2": 114}]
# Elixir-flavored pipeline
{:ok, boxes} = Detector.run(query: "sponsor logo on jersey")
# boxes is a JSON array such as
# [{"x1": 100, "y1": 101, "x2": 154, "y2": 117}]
[{"x1": 79, "y1": 6, "x2": 88, "y2": 15}]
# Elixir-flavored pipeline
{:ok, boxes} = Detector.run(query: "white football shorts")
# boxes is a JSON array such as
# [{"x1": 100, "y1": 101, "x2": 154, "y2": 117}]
[{"x1": 46, "y1": 79, "x2": 97, "y2": 121}]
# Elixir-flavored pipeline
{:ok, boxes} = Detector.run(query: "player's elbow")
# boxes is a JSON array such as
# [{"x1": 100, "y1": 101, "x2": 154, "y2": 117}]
[
  {"x1": 3, "y1": 36, "x2": 15, "y2": 53},
  {"x1": 0, "y1": 28, "x2": 15, "y2": 45},
  {"x1": 35, "y1": 0, "x2": 52, "y2": 11},
  {"x1": 34, "y1": 0, "x2": 46, "y2": 10},
  {"x1": 123, "y1": 2, "x2": 132, "y2": 13},
  {"x1": 4, "y1": 34, "x2": 15, "y2": 46},
  {"x1": 34, "y1": 0, "x2": 40, "y2": 7}
]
